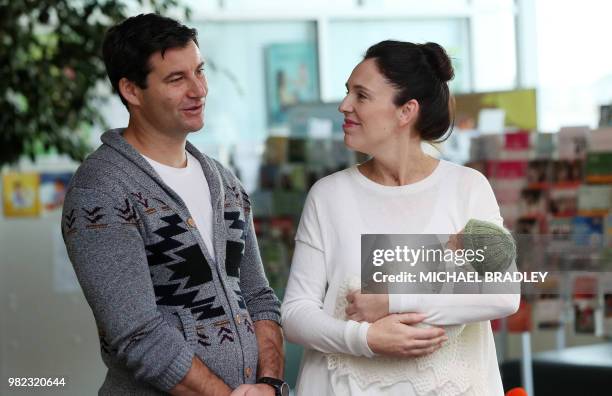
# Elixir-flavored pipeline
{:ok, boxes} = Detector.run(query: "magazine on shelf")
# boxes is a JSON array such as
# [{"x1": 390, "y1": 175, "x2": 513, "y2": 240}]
[
  {"x1": 588, "y1": 127, "x2": 612, "y2": 152},
  {"x1": 526, "y1": 159, "x2": 552, "y2": 185},
  {"x1": 585, "y1": 151, "x2": 612, "y2": 183},
  {"x1": 519, "y1": 188, "x2": 547, "y2": 218},
  {"x1": 549, "y1": 187, "x2": 578, "y2": 217},
  {"x1": 534, "y1": 295, "x2": 564, "y2": 330},
  {"x1": 552, "y1": 159, "x2": 582, "y2": 184},
  {"x1": 599, "y1": 105, "x2": 612, "y2": 127},
  {"x1": 577, "y1": 185, "x2": 612, "y2": 214},
  {"x1": 572, "y1": 275, "x2": 598, "y2": 335},
  {"x1": 558, "y1": 126, "x2": 589, "y2": 160}
]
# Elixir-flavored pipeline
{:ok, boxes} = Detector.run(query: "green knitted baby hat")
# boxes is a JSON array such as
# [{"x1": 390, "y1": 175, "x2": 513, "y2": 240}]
[{"x1": 461, "y1": 219, "x2": 517, "y2": 275}]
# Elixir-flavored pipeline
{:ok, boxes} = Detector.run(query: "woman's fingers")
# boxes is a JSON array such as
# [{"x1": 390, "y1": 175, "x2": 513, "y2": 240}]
[
  {"x1": 346, "y1": 305, "x2": 365, "y2": 322},
  {"x1": 405, "y1": 343, "x2": 444, "y2": 357},
  {"x1": 409, "y1": 335, "x2": 448, "y2": 349},
  {"x1": 393, "y1": 313, "x2": 446, "y2": 339},
  {"x1": 367, "y1": 313, "x2": 449, "y2": 357},
  {"x1": 394, "y1": 312, "x2": 426, "y2": 325},
  {"x1": 409, "y1": 326, "x2": 446, "y2": 340}
]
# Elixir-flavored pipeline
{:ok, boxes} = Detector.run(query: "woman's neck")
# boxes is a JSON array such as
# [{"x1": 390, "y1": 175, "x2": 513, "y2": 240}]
[{"x1": 359, "y1": 144, "x2": 439, "y2": 186}]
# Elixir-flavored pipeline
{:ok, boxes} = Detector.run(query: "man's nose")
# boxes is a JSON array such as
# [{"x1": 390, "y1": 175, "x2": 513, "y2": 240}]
[{"x1": 189, "y1": 76, "x2": 207, "y2": 98}]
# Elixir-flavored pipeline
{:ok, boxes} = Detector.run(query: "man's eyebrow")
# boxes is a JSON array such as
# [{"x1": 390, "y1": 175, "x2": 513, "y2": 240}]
[
  {"x1": 163, "y1": 71, "x2": 184, "y2": 81},
  {"x1": 163, "y1": 62, "x2": 205, "y2": 81}
]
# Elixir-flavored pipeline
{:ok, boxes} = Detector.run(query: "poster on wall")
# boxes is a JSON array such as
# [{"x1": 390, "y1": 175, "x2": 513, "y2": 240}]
[
  {"x1": 2, "y1": 172, "x2": 41, "y2": 217},
  {"x1": 40, "y1": 172, "x2": 73, "y2": 213},
  {"x1": 265, "y1": 42, "x2": 319, "y2": 126},
  {"x1": 454, "y1": 88, "x2": 537, "y2": 131}
]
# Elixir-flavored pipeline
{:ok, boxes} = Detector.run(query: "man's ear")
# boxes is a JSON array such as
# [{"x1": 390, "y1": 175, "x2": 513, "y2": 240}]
[
  {"x1": 398, "y1": 99, "x2": 419, "y2": 128},
  {"x1": 118, "y1": 78, "x2": 143, "y2": 108}
]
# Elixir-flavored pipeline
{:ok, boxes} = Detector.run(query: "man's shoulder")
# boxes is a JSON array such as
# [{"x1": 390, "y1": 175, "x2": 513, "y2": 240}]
[{"x1": 68, "y1": 145, "x2": 129, "y2": 195}]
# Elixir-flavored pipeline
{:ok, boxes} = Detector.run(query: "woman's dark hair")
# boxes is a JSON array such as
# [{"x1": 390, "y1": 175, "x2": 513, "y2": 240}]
[
  {"x1": 102, "y1": 13, "x2": 198, "y2": 108},
  {"x1": 364, "y1": 40, "x2": 455, "y2": 142}
]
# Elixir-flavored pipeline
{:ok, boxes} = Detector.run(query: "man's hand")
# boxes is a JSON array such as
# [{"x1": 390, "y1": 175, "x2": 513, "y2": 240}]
[
  {"x1": 366, "y1": 313, "x2": 447, "y2": 358},
  {"x1": 231, "y1": 321, "x2": 282, "y2": 396},
  {"x1": 345, "y1": 290, "x2": 389, "y2": 323},
  {"x1": 231, "y1": 384, "x2": 274, "y2": 396},
  {"x1": 169, "y1": 356, "x2": 232, "y2": 396}
]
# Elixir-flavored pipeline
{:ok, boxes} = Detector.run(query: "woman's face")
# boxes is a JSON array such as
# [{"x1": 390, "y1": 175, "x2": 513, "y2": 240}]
[{"x1": 338, "y1": 58, "x2": 406, "y2": 155}]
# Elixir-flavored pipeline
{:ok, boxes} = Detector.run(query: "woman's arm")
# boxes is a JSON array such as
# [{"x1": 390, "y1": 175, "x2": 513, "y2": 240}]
[
  {"x1": 346, "y1": 290, "x2": 519, "y2": 325},
  {"x1": 388, "y1": 293, "x2": 520, "y2": 325},
  {"x1": 281, "y1": 187, "x2": 373, "y2": 356},
  {"x1": 283, "y1": 241, "x2": 447, "y2": 356},
  {"x1": 281, "y1": 240, "x2": 374, "y2": 356}
]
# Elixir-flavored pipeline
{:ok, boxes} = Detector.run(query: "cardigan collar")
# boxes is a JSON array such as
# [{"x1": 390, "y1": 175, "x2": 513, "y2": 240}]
[{"x1": 100, "y1": 128, "x2": 225, "y2": 211}]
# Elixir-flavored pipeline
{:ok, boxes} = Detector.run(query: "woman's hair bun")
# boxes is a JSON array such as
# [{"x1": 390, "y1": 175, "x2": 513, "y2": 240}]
[
  {"x1": 363, "y1": 39, "x2": 455, "y2": 142},
  {"x1": 419, "y1": 42, "x2": 454, "y2": 82}
]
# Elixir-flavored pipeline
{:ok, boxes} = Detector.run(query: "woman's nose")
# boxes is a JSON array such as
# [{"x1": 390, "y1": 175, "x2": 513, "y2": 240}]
[{"x1": 338, "y1": 96, "x2": 352, "y2": 113}]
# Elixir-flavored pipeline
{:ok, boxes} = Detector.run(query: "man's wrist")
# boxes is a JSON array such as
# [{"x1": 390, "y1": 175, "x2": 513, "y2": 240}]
[{"x1": 256, "y1": 377, "x2": 289, "y2": 396}]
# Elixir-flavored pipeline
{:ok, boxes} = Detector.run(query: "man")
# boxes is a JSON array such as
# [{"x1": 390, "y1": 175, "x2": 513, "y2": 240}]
[{"x1": 61, "y1": 14, "x2": 287, "y2": 396}]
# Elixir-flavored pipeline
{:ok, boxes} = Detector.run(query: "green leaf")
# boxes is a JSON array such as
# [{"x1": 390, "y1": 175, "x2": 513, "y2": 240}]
[{"x1": 1, "y1": 0, "x2": 190, "y2": 166}]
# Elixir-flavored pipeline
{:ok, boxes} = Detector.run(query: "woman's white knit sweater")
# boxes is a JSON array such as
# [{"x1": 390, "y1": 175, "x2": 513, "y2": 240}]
[{"x1": 281, "y1": 160, "x2": 520, "y2": 396}]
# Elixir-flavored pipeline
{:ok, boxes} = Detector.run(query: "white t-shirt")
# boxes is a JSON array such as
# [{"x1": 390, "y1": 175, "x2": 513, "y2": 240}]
[
  {"x1": 281, "y1": 160, "x2": 520, "y2": 396},
  {"x1": 142, "y1": 151, "x2": 215, "y2": 257}
]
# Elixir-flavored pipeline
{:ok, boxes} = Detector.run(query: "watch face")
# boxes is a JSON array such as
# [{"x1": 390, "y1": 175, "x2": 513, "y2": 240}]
[{"x1": 280, "y1": 382, "x2": 290, "y2": 396}]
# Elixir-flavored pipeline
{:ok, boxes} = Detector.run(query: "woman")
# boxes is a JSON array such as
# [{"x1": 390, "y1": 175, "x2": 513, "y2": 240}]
[{"x1": 281, "y1": 40, "x2": 520, "y2": 396}]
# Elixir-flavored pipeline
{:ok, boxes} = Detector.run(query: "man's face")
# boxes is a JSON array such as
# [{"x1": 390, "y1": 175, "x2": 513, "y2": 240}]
[{"x1": 138, "y1": 40, "x2": 207, "y2": 135}]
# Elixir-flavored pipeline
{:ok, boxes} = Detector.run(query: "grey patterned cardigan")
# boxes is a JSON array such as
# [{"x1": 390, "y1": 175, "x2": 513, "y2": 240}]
[{"x1": 61, "y1": 129, "x2": 281, "y2": 395}]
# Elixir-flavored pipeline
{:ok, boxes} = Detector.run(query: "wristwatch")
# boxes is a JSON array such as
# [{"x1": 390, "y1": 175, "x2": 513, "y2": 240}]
[{"x1": 256, "y1": 377, "x2": 290, "y2": 396}]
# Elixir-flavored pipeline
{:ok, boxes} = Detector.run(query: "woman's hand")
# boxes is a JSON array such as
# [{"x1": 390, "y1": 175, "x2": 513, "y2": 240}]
[
  {"x1": 345, "y1": 291, "x2": 389, "y2": 323},
  {"x1": 366, "y1": 313, "x2": 448, "y2": 358}
]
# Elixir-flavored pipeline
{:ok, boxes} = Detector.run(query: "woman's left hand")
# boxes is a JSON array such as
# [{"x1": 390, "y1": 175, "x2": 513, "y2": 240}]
[{"x1": 345, "y1": 291, "x2": 389, "y2": 323}]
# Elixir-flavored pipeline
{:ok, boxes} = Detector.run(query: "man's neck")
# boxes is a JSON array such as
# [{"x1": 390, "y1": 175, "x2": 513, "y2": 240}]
[{"x1": 123, "y1": 120, "x2": 188, "y2": 168}]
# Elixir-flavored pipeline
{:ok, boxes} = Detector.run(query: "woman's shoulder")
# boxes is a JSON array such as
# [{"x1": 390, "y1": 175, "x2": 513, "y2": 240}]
[
  {"x1": 440, "y1": 160, "x2": 489, "y2": 188},
  {"x1": 307, "y1": 167, "x2": 356, "y2": 197},
  {"x1": 440, "y1": 159, "x2": 482, "y2": 177}
]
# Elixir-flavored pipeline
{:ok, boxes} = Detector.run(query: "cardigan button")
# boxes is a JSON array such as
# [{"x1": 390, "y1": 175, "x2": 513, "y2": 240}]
[
  {"x1": 245, "y1": 367, "x2": 252, "y2": 378},
  {"x1": 235, "y1": 314, "x2": 242, "y2": 324},
  {"x1": 186, "y1": 217, "x2": 196, "y2": 228}
]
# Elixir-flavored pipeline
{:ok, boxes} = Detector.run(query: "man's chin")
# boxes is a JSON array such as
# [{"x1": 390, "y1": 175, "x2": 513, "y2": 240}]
[
  {"x1": 187, "y1": 126, "x2": 204, "y2": 133},
  {"x1": 184, "y1": 120, "x2": 205, "y2": 133}
]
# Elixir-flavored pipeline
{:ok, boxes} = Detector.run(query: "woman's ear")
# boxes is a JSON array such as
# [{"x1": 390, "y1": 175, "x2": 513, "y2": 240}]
[
  {"x1": 118, "y1": 77, "x2": 143, "y2": 108},
  {"x1": 398, "y1": 99, "x2": 419, "y2": 128}
]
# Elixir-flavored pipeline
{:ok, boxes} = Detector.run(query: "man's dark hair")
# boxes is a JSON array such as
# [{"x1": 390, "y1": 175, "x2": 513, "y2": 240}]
[{"x1": 102, "y1": 13, "x2": 198, "y2": 108}]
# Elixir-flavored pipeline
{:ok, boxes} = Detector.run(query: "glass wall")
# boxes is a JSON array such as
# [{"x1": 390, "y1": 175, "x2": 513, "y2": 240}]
[
  {"x1": 326, "y1": 18, "x2": 471, "y2": 99},
  {"x1": 191, "y1": 21, "x2": 317, "y2": 190},
  {"x1": 534, "y1": 0, "x2": 612, "y2": 131}
]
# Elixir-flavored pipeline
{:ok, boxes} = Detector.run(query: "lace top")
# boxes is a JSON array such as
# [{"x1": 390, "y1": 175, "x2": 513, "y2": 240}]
[{"x1": 326, "y1": 277, "x2": 487, "y2": 395}]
